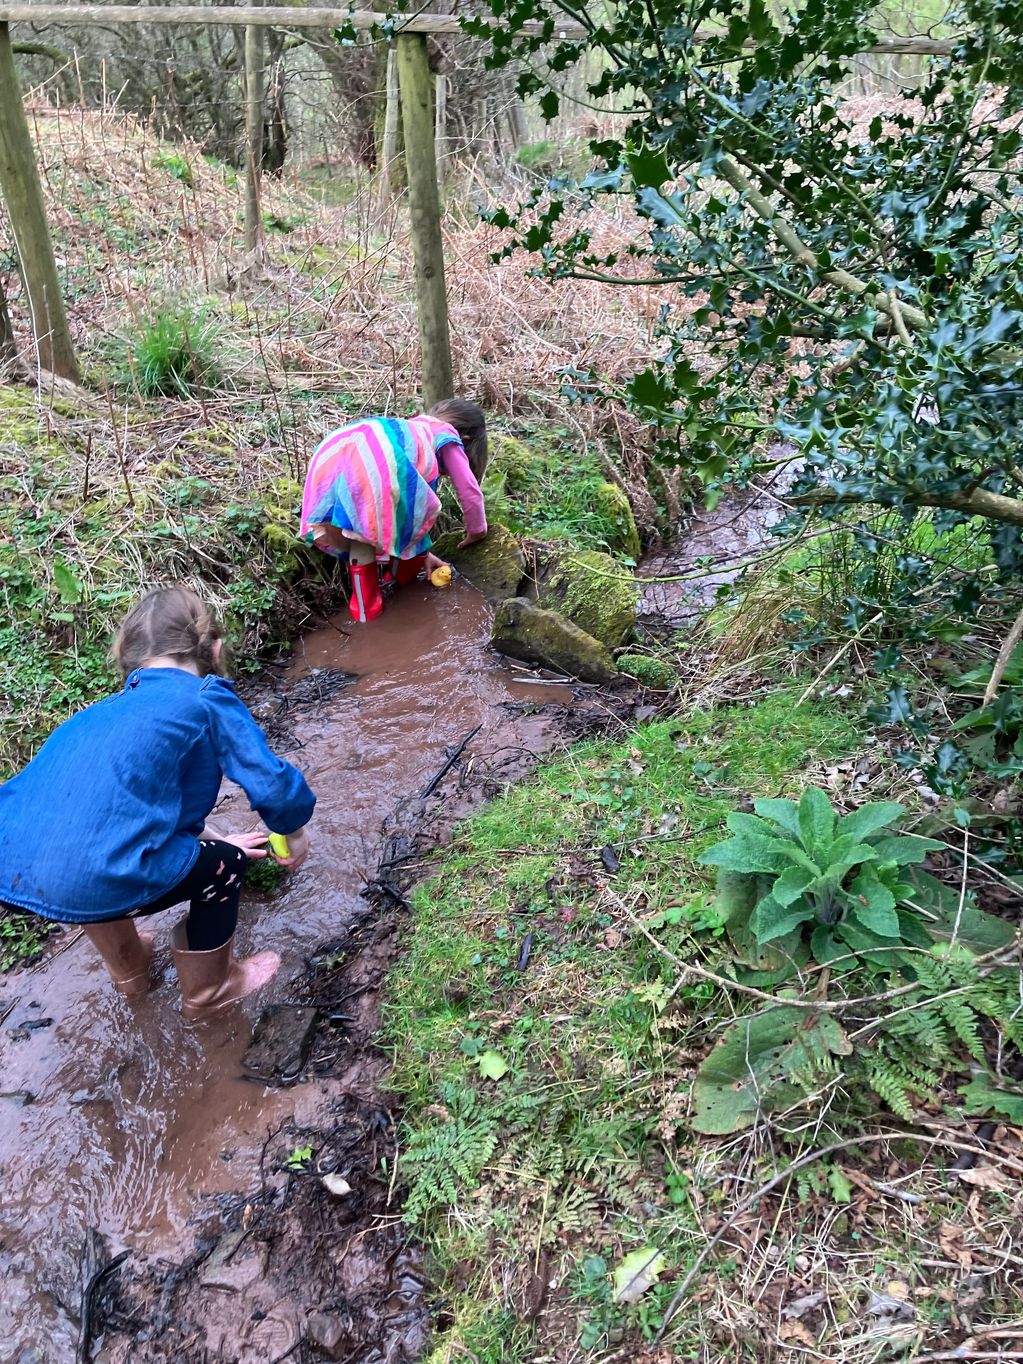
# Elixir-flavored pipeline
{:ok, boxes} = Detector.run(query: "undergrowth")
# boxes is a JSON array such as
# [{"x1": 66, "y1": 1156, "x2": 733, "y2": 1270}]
[
  {"x1": 384, "y1": 691, "x2": 862, "y2": 1360},
  {"x1": 384, "y1": 688, "x2": 1023, "y2": 1361}
]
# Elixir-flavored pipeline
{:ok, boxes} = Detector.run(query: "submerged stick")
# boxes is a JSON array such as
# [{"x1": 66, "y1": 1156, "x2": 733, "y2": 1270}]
[
  {"x1": 77, "y1": 1227, "x2": 129, "y2": 1364},
  {"x1": 419, "y1": 724, "x2": 482, "y2": 799}
]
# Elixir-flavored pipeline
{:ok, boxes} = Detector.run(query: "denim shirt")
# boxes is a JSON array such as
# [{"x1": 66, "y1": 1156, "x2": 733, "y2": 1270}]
[{"x1": 0, "y1": 668, "x2": 316, "y2": 923}]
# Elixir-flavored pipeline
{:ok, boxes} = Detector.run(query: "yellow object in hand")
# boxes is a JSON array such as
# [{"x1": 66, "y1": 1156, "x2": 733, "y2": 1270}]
[
  {"x1": 430, "y1": 564, "x2": 452, "y2": 588},
  {"x1": 268, "y1": 833, "x2": 291, "y2": 859}
]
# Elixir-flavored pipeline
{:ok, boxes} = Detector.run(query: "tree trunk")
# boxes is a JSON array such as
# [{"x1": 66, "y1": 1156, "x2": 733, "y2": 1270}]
[
  {"x1": 506, "y1": 94, "x2": 527, "y2": 149},
  {"x1": 243, "y1": 3, "x2": 264, "y2": 251},
  {"x1": 262, "y1": 28, "x2": 288, "y2": 174},
  {"x1": 0, "y1": 23, "x2": 79, "y2": 381},
  {"x1": 396, "y1": 32, "x2": 453, "y2": 407},
  {"x1": 0, "y1": 270, "x2": 18, "y2": 367}
]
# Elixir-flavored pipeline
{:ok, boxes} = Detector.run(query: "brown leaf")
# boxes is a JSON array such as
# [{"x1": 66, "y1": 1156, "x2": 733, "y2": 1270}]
[
  {"x1": 957, "y1": 1163, "x2": 1011, "y2": 1193},
  {"x1": 938, "y1": 1220, "x2": 973, "y2": 1272},
  {"x1": 778, "y1": 1321, "x2": 817, "y2": 1348}
]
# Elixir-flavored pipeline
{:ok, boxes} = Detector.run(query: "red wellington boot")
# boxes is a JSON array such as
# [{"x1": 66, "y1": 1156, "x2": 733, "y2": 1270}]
[
  {"x1": 395, "y1": 554, "x2": 427, "y2": 586},
  {"x1": 348, "y1": 561, "x2": 384, "y2": 622}
]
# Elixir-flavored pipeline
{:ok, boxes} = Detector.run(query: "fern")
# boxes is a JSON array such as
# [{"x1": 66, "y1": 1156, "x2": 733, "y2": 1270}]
[
  {"x1": 864, "y1": 1053, "x2": 920, "y2": 1121},
  {"x1": 401, "y1": 1085, "x2": 499, "y2": 1219}
]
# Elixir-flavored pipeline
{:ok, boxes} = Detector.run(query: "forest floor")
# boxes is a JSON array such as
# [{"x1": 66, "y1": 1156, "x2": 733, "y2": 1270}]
[{"x1": 1, "y1": 105, "x2": 1021, "y2": 1364}]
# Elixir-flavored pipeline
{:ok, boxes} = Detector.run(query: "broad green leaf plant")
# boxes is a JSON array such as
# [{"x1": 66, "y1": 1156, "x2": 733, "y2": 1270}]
[{"x1": 698, "y1": 788, "x2": 944, "y2": 965}]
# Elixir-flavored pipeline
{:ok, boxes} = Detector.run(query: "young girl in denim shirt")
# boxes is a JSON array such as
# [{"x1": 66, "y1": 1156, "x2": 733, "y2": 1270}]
[{"x1": 0, "y1": 587, "x2": 315, "y2": 1021}]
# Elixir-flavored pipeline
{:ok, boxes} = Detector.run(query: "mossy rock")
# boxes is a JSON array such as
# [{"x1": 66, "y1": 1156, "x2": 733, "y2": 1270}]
[
  {"x1": 538, "y1": 548, "x2": 638, "y2": 649},
  {"x1": 616, "y1": 653, "x2": 676, "y2": 690},
  {"x1": 487, "y1": 434, "x2": 537, "y2": 494},
  {"x1": 594, "y1": 481, "x2": 641, "y2": 561},
  {"x1": 491, "y1": 597, "x2": 616, "y2": 684},
  {"x1": 432, "y1": 523, "x2": 525, "y2": 601}
]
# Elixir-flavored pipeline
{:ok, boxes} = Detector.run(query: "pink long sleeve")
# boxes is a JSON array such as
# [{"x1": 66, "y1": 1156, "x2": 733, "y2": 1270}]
[{"x1": 439, "y1": 442, "x2": 487, "y2": 536}]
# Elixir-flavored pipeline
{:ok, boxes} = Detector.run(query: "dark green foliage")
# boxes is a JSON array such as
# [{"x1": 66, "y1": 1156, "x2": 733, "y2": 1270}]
[
  {"x1": 0, "y1": 907, "x2": 57, "y2": 970},
  {"x1": 462, "y1": 0, "x2": 1023, "y2": 613},
  {"x1": 699, "y1": 789, "x2": 944, "y2": 966}
]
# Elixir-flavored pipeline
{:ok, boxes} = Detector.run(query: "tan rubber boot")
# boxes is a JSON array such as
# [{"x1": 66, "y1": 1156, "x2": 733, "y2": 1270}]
[
  {"x1": 81, "y1": 919, "x2": 156, "y2": 996},
  {"x1": 170, "y1": 920, "x2": 281, "y2": 1022}
]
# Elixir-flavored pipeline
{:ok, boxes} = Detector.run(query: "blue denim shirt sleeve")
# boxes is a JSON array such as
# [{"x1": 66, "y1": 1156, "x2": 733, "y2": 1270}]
[{"x1": 200, "y1": 677, "x2": 316, "y2": 834}]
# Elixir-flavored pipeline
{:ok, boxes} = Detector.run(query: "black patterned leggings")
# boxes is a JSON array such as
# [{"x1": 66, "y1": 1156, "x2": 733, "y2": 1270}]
[{"x1": 129, "y1": 838, "x2": 249, "y2": 950}]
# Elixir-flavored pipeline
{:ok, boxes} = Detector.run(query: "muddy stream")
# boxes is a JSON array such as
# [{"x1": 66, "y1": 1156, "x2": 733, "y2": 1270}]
[{"x1": 0, "y1": 581, "x2": 588, "y2": 1363}]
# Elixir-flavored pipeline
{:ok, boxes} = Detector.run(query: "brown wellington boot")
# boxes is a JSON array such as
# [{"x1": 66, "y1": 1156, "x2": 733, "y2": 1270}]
[
  {"x1": 170, "y1": 920, "x2": 281, "y2": 1022},
  {"x1": 81, "y1": 919, "x2": 156, "y2": 996}
]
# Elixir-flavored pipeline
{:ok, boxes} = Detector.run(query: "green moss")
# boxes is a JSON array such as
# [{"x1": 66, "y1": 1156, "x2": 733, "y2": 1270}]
[
  {"x1": 593, "y1": 481, "x2": 641, "y2": 561},
  {"x1": 491, "y1": 596, "x2": 616, "y2": 682},
  {"x1": 487, "y1": 434, "x2": 538, "y2": 494},
  {"x1": 617, "y1": 653, "x2": 676, "y2": 689},
  {"x1": 538, "y1": 549, "x2": 638, "y2": 648}
]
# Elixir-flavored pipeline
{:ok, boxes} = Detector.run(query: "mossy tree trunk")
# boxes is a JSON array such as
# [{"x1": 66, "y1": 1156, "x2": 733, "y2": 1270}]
[
  {"x1": 397, "y1": 32, "x2": 453, "y2": 407},
  {"x1": 0, "y1": 22, "x2": 79, "y2": 381}
]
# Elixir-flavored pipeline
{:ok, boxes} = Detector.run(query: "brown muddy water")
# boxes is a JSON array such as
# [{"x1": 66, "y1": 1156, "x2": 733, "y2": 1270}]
[{"x1": 0, "y1": 580, "x2": 586, "y2": 1364}]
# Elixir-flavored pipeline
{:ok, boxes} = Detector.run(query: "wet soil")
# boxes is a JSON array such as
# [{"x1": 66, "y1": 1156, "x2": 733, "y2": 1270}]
[{"x1": 0, "y1": 580, "x2": 633, "y2": 1364}]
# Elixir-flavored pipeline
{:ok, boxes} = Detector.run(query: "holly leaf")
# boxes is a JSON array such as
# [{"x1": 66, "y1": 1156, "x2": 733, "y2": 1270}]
[
  {"x1": 539, "y1": 90, "x2": 560, "y2": 121},
  {"x1": 627, "y1": 143, "x2": 672, "y2": 189}
]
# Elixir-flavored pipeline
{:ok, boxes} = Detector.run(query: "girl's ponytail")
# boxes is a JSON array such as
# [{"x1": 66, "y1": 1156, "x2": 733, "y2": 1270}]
[{"x1": 113, "y1": 586, "x2": 225, "y2": 679}]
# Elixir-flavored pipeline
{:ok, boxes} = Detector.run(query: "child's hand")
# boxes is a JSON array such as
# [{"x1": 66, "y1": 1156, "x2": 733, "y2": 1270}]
[
  {"x1": 221, "y1": 830, "x2": 270, "y2": 859},
  {"x1": 458, "y1": 530, "x2": 487, "y2": 549},
  {"x1": 424, "y1": 552, "x2": 448, "y2": 574},
  {"x1": 270, "y1": 826, "x2": 311, "y2": 871}
]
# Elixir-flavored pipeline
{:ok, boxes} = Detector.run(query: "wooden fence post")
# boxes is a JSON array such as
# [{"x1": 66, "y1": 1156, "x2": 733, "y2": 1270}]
[
  {"x1": 376, "y1": 43, "x2": 400, "y2": 208},
  {"x1": 434, "y1": 69, "x2": 447, "y2": 180},
  {"x1": 0, "y1": 22, "x2": 79, "y2": 381},
  {"x1": 243, "y1": 0, "x2": 264, "y2": 252},
  {"x1": 396, "y1": 31, "x2": 452, "y2": 407}
]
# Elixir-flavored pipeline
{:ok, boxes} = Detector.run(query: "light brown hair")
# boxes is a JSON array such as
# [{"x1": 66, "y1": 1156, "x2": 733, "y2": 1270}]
[
  {"x1": 112, "y1": 586, "x2": 224, "y2": 678},
  {"x1": 429, "y1": 398, "x2": 489, "y2": 481}
]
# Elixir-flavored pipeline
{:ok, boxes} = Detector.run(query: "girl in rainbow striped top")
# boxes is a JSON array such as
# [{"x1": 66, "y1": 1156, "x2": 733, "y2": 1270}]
[{"x1": 300, "y1": 398, "x2": 489, "y2": 622}]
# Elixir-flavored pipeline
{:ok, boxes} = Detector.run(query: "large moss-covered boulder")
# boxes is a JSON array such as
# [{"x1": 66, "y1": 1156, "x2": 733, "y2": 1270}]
[
  {"x1": 538, "y1": 548, "x2": 638, "y2": 649},
  {"x1": 491, "y1": 598, "x2": 616, "y2": 684},
  {"x1": 487, "y1": 433, "x2": 537, "y2": 493},
  {"x1": 432, "y1": 523, "x2": 525, "y2": 601},
  {"x1": 594, "y1": 481, "x2": 641, "y2": 561}
]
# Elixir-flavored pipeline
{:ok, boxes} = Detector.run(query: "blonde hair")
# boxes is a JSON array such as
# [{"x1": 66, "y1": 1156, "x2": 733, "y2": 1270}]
[
  {"x1": 112, "y1": 586, "x2": 224, "y2": 678},
  {"x1": 429, "y1": 398, "x2": 489, "y2": 481}
]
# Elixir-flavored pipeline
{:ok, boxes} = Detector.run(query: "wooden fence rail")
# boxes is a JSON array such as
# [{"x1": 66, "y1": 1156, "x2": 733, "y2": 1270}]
[{"x1": 0, "y1": 6, "x2": 957, "y2": 55}]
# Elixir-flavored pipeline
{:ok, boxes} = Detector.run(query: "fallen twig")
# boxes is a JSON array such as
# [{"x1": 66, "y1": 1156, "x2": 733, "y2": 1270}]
[
  {"x1": 419, "y1": 723, "x2": 482, "y2": 799},
  {"x1": 77, "y1": 1227, "x2": 129, "y2": 1364},
  {"x1": 983, "y1": 600, "x2": 1023, "y2": 706}
]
